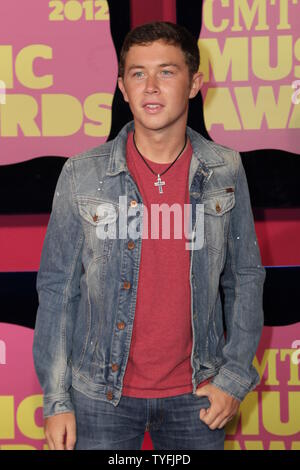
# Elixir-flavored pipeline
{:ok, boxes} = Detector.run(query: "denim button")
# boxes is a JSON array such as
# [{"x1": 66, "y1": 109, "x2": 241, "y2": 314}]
[
  {"x1": 112, "y1": 363, "x2": 119, "y2": 372},
  {"x1": 106, "y1": 391, "x2": 113, "y2": 400},
  {"x1": 117, "y1": 321, "x2": 125, "y2": 330},
  {"x1": 128, "y1": 241, "x2": 135, "y2": 250},
  {"x1": 123, "y1": 281, "x2": 131, "y2": 289}
]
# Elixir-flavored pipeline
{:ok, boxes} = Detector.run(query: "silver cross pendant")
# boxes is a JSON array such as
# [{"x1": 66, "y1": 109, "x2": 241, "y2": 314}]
[{"x1": 154, "y1": 174, "x2": 166, "y2": 194}]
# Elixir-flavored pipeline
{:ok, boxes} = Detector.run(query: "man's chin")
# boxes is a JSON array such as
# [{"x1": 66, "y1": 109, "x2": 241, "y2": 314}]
[{"x1": 134, "y1": 116, "x2": 176, "y2": 133}]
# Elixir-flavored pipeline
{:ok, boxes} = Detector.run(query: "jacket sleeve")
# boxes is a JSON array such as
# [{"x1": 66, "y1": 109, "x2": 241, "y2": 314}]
[
  {"x1": 210, "y1": 151, "x2": 266, "y2": 402},
  {"x1": 33, "y1": 158, "x2": 84, "y2": 418}
]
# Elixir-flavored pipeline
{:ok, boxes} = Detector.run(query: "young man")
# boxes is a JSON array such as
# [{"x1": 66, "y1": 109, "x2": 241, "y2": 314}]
[{"x1": 33, "y1": 21, "x2": 266, "y2": 450}]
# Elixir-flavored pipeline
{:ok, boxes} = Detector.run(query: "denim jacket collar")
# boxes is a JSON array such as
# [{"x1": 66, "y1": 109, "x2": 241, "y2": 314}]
[{"x1": 106, "y1": 120, "x2": 225, "y2": 179}]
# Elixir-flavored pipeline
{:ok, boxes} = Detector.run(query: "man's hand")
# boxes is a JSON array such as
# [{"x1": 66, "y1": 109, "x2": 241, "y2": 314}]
[
  {"x1": 44, "y1": 412, "x2": 76, "y2": 450},
  {"x1": 195, "y1": 384, "x2": 240, "y2": 430}
]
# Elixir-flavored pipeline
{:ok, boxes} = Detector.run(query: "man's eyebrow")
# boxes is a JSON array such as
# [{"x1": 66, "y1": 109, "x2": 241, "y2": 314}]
[
  {"x1": 127, "y1": 63, "x2": 180, "y2": 71},
  {"x1": 159, "y1": 63, "x2": 180, "y2": 68},
  {"x1": 127, "y1": 65, "x2": 144, "y2": 71}
]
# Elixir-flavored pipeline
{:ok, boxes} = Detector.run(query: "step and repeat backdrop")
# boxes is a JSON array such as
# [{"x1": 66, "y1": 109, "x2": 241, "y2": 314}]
[{"x1": 0, "y1": 0, "x2": 299, "y2": 450}]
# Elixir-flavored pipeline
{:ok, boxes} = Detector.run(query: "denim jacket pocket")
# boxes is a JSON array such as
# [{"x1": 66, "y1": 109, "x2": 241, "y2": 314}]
[
  {"x1": 203, "y1": 190, "x2": 235, "y2": 254},
  {"x1": 77, "y1": 196, "x2": 119, "y2": 260}
]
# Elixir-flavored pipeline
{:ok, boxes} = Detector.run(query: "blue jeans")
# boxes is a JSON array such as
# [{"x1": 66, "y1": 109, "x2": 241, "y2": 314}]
[{"x1": 70, "y1": 386, "x2": 225, "y2": 450}]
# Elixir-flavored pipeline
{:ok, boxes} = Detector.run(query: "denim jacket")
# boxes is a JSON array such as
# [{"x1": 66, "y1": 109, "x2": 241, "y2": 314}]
[{"x1": 33, "y1": 120, "x2": 266, "y2": 418}]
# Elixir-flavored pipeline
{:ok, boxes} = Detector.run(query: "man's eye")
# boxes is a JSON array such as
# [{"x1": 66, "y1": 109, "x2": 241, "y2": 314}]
[
  {"x1": 133, "y1": 71, "x2": 144, "y2": 78},
  {"x1": 161, "y1": 70, "x2": 173, "y2": 75}
]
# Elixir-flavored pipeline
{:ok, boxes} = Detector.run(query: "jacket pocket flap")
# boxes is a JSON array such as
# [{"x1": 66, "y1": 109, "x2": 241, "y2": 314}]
[
  {"x1": 204, "y1": 192, "x2": 235, "y2": 216},
  {"x1": 78, "y1": 198, "x2": 118, "y2": 226}
]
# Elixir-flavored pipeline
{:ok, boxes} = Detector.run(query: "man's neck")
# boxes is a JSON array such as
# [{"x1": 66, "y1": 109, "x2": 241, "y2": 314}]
[{"x1": 132, "y1": 124, "x2": 188, "y2": 164}]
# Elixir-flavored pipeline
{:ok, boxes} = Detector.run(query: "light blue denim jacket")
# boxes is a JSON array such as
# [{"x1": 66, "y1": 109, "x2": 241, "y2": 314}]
[{"x1": 33, "y1": 120, "x2": 266, "y2": 418}]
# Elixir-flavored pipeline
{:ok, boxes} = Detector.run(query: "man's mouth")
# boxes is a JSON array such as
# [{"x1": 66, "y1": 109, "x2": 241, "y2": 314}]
[{"x1": 143, "y1": 103, "x2": 164, "y2": 113}]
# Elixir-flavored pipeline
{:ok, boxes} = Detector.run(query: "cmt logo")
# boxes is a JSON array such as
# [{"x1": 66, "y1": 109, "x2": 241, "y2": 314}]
[
  {"x1": 291, "y1": 80, "x2": 300, "y2": 105},
  {"x1": 0, "y1": 340, "x2": 6, "y2": 365},
  {"x1": 0, "y1": 80, "x2": 6, "y2": 104}
]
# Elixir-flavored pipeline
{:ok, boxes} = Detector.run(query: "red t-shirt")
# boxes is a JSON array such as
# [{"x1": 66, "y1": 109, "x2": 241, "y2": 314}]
[{"x1": 122, "y1": 131, "x2": 210, "y2": 398}]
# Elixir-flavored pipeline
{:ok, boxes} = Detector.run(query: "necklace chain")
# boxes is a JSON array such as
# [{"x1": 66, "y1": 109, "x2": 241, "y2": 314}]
[{"x1": 132, "y1": 131, "x2": 187, "y2": 178}]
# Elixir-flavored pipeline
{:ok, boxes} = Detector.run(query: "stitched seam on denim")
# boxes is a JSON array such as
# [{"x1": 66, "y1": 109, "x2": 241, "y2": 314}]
[
  {"x1": 72, "y1": 369, "x2": 106, "y2": 390},
  {"x1": 210, "y1": 381, "x2": 242, "y2": 401},
  {"x1": 220, "y1": 368, "x2": 251, "y2": 387},
  {"x1": 220, "y1": 156, "x2": 242, "y2": 383},
  {"x1": 43, "y1": 392, "x2": 72, "y2": 401},
  {"x1": 72, "y1": 152, "x2": 110, "y2": 162},
  {"x1": 60, "y1": 160, "x2": 84, "y2": 392},
  {"x1": 60, "y1": 234, "x2": 84, "y2": 391},
  {"x1": 113, "y1": 206, "x2": 143, "y2": 389},
  {"x1": 197, "y1": 133, "x2": 225, "y2": 162},
  {"x1": 71, "y1": 142, "x2": 112, "y2": 162}
]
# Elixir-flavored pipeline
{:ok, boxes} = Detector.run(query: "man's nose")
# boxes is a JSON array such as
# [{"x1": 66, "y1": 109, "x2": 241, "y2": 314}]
[{"x1": 144, "y1": 75, "x2": 159, "y2": 93}]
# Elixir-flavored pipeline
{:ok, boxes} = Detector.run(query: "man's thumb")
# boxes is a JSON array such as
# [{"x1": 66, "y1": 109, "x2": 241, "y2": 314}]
[{"x1": 195, "y1": 385, "x2": 210, "y2": 397}]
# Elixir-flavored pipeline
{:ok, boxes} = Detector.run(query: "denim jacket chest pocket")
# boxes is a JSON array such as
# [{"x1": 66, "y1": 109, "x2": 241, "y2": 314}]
[
  {"x1": 77, "y1": 196, "x2": 119, "y2": 260},
  {"x1": 203, "y1": 189, "x2": 235, "y2": 255}
]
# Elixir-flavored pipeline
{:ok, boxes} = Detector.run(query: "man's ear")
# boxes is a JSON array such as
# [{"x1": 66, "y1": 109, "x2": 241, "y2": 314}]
[
  {"x1": 118, "y1": 77, "x2": 129, "y2": 103},
  {"x1": 189, "y1": 71, "x2": 204, "y2": 99}
]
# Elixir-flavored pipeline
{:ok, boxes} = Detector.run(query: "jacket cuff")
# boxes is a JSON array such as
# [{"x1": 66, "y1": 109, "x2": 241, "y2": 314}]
[
  {"x1": 210, "y1": 367, "x2": 260, "y2": 402},
  {"x1": 43, "y1": 392, "x2": 75, "y2": 418}
]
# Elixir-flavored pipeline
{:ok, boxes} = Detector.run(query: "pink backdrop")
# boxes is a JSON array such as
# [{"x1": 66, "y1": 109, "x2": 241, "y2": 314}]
[
  {"x1": 0, "y1": 0, "x2": 117, "y2": 165},
  {"x1": 199, "y1": 0, "x2": 300, "y2": 154}
]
